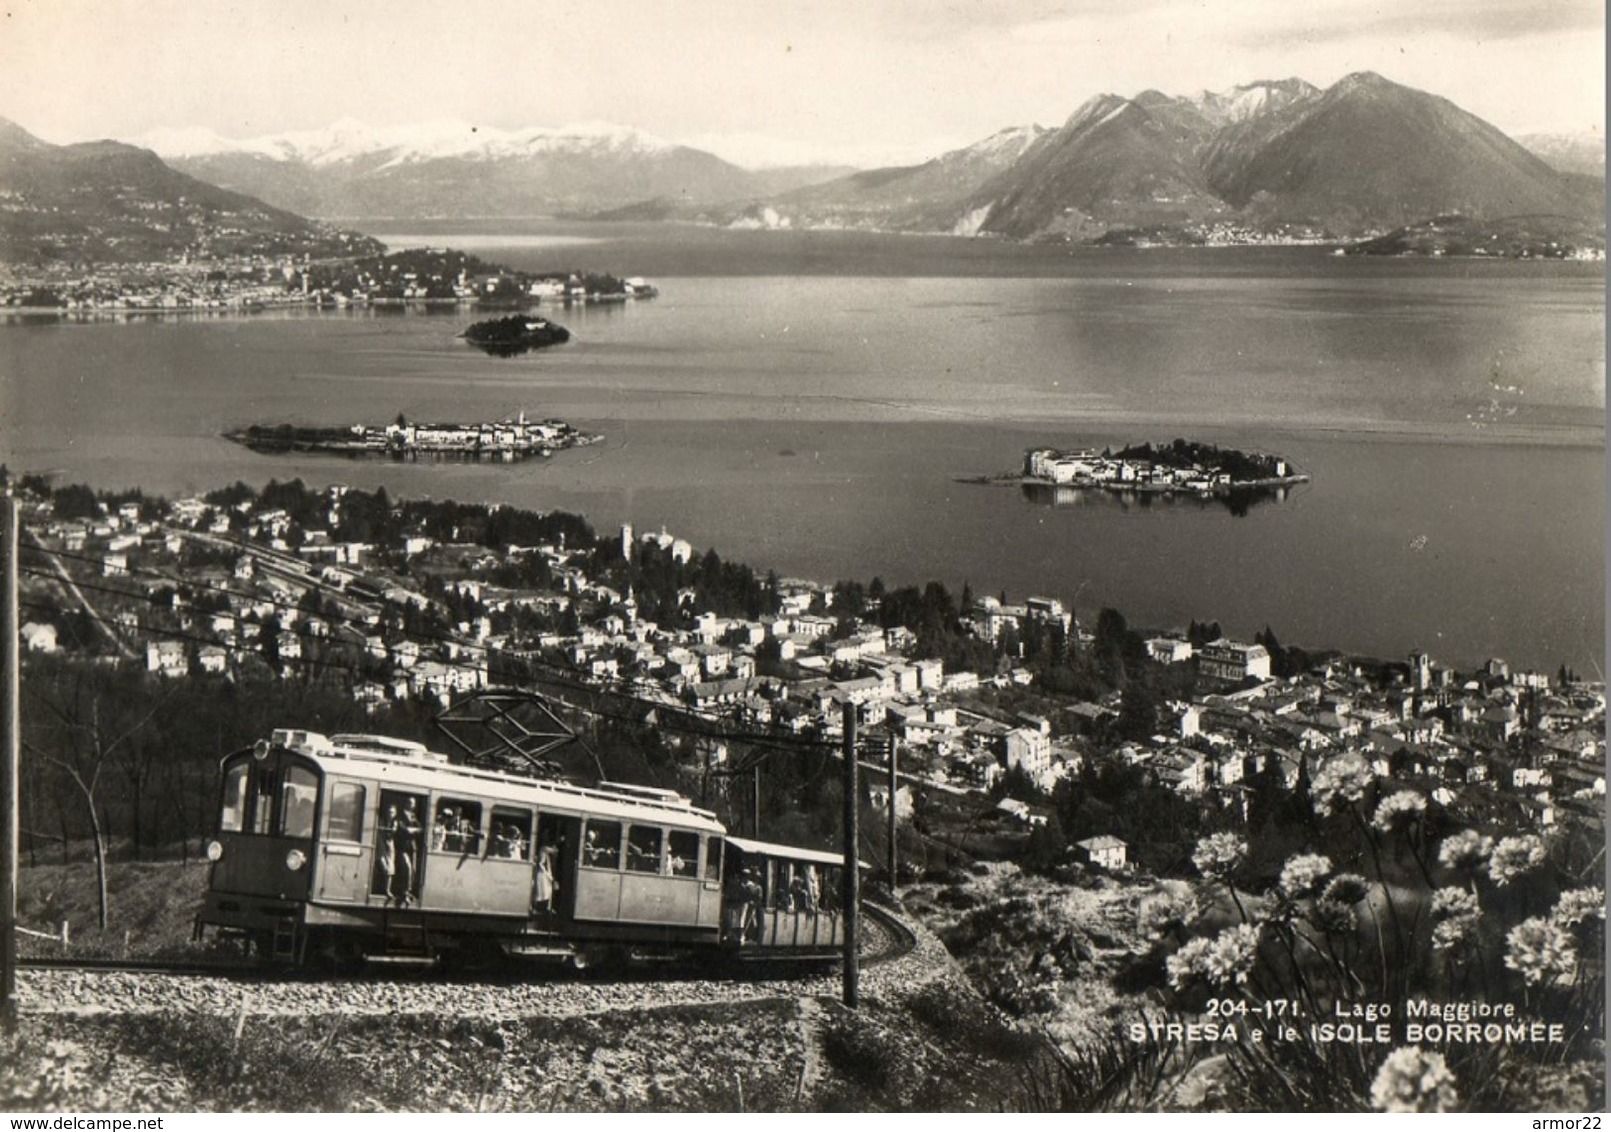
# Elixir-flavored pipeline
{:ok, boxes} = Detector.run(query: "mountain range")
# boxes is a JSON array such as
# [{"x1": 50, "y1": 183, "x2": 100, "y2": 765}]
[
  {"x1": 1, "y1": 71, "x2": 1603, "y2": 264},
  {"x1": 144, "y1": 72, "x2": 1595, "y2": 241},
  {"x1": 144, "y1": 118, "x2": 851, "y2": 219},
  {"x1": 0, "y1": 119, "x2": 380, "y2": 265},
  {"x1": 752, "y1": 73, "x2": 1601, "y2": 240}
]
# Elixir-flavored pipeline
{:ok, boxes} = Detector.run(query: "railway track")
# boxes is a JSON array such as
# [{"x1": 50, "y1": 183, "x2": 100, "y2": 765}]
[
  {"x1": 861, "y1": 902, "x2": 919, "y2": 967},
  {"x1": 17, "y1": 902, "x2": 920, "y2": 985}
]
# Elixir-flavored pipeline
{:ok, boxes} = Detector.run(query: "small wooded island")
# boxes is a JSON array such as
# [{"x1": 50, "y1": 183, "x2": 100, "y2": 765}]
[{"x1": 460, "y1": 315, "x2": 571, "y2": 357}]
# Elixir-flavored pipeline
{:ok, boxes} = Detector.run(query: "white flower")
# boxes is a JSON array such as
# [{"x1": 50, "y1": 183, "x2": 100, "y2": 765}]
[
  {"x1": 1191, "y1": 832, "x2": 1247, "y2": 880},
  {"x1": 1551, "y1": 887, "x2": 1605, "y2": 928},
  {"x1": 1321, "y1": 873, "x2": 1370, "y2": 906},
  {"x1": 1165, "y1": 925, "x2": 1261, "y2": 990},
  {"x1": 1505, "y1": 917, "x2": 1577, "y2": 986},
  {"x1": 1371, "y1": 790, "x2": 1426, "y2": 834},
  {"x1": 1202, "y1": 924, "x2": 1261, "y2": 987},
  {"x1": 1429, "y1": 887, "x2": 1480, "y2": 952},
  {"x1": 1369, "y1": 1046, "x2": 1458, "y2": 1113},
  {"x1": 1437, "y1": 829, "x2": 1494, "y2": 872},
  {"x1": 1165, "y1": 937, "x2": 1214, "y2": 991},
  {"x1": 1312, "y1": 754, "x2": 1373, "y2": 817},
  {"x1": 1488, "y1": 835, "x2": 1546, "y2": 886},
  {"x1": 1278, "y1": 853, "x2": 1333, "y2": 898}
]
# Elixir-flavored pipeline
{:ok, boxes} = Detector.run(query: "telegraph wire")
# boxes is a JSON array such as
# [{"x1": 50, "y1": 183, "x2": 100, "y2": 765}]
[
  {"x1": 16, "y1": 527, "x2": 897, "y2": 759},
  {"x1": 16, "y1": 564, "x2": 847, "y2": 759}
]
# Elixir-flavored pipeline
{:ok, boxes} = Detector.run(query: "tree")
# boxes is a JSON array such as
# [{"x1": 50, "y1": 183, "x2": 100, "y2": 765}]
[
  {"x1": 23, "y1": 663, "x2": 175, "y2": 931},
  {"x1": 1117, "y1": 681, "x2": 1162, "y2": 741},
  {"x1": 1023, "y1": 812, "x2": 1069, "y2": 873},
  {"x1": 1255, "y1": 624, "x2": 1288, "y2": 677}
]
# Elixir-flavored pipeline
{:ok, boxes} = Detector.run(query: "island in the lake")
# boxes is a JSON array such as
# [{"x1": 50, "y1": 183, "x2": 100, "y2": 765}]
[
  {"x1": 960, "y1": 440, "x2": 1310, "y2": 514},
  {"x1": 226, "y1": 412, "x2": 602, "y2": 462},
  {"x1": 460, "y1": 314, "x2": 572, "y2": 357}
]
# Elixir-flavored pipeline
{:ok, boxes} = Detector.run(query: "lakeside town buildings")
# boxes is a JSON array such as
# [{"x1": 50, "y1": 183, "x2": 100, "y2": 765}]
[{"x1": 14, "y1": 484, "x2": 1604, "y2": 848}]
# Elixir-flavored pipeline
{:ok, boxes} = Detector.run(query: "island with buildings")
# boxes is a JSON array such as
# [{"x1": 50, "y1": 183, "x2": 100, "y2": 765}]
[
  {"x1": 960, "y1": 441, "x2": 1310, "y2": 513},
  {"x1": 225, "y1": 412, "x2": 601, "y2": 462},
  {"x1": 1021, "y1": 441, "x2": 1308, "y2": 492}
]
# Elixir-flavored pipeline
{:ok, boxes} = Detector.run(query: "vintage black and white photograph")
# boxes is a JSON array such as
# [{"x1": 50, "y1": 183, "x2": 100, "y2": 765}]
[{"x1": 0, "y1": 0, "x2": 1603, "y2": 1114}]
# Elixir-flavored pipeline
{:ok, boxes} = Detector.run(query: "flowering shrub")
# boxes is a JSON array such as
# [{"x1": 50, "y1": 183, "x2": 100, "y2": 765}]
[
  {"x1": 1320, "y1": 873, "x2": 1369, "y2": 906},
  {"x1": 1277, "y1": 853, "x2": 1332, "y2": 899},
  {"x1": 1190, "y1": 833, "x2": 1246, "y2": 880},
  {"x1": 1310, "y1": 754, "x2": 1373, "y2": 816},
  {"x1": 1370, "y1": 790, "x2": 1426, "y2": 834},
  {"x1": 1436, "y1": 829, "x2": 1493, "y2": 872},
  {"x1": 1488, "y1": 835, "x2": 1547, "y2": 886},
  {"x1": 1429, "y1": 887, "x2": 1480, "y2": 952},
  {"x1": 1369, "y1": 1046, "x2": 1459, "y2": 1113},
  {"x1": 1165, "y1": 937, "x2": 1214, "y2": 991},
  {"x1": 1505, "y1": 917, "x2": 1578, "y2": 987},
  {"x1": 1166, "y1": 925, "x2": 1260, "y2": 990},
  {"x1": 1551, "y1": 887, "x2": 1605, "y2": 928}
]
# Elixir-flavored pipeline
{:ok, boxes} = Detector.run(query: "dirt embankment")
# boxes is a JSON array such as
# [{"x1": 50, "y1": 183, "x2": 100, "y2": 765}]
[{"x1": 7, "y1": 858, "x2": 1060, "y2": 1111}]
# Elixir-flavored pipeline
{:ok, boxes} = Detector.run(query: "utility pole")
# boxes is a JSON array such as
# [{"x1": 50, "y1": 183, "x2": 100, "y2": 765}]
[
  {"x1": 841, "y1": 702, "x2": 858, "y2": 1009},
  {"x1": 887, "y1": 736, "x2": 898, "y2": 892},
  {"x1": 752, "y1": 763, "x2": 761, "y2": 839},
  {"x1": 2, "y1": 491, "x2": 20, "y2": 1032}
]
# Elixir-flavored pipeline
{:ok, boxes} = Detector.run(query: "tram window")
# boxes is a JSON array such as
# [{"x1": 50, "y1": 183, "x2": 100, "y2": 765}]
[
  {"x1": 220, "y1": 763, "x2": 249, "y2": 833},
  {"x1": 490, "y1": 808, "x2": 531, "y2": 860},
  {"x1": 327, "y1": 782, "x2": 365, "y2": 843},
  {"x1": 251, "y1": 769, "x2": 275, "y2": 835},
  {"x1": 433, "y1": 798, "x2": 482, "y2": 854},
  {"x1": 280, "y1": 766, "x2": 318, "y2": 839},
  {"x1": 626, "y1": 825, "x2": 663, "y2": 873},
  {"x1": 667, "y1": 830, "x2": 699, "y2": 877},
  {"x1": 583, "y1": 821, "x2": 621, "y2": 868},
  {"x1": 705, "y1": 836, "x2": 723, "y2": 882}
]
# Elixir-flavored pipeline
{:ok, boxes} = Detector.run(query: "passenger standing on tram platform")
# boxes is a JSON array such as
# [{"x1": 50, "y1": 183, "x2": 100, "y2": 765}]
[
  {"x1": 535, "y1": 844, "x2": 558, "y2": 913},
  {"x1": 376, "y1": 804, "x2": 399, "y2": 901},
  {"x1": 397, "y1": 799, "x2": 422, "y2": 906}
]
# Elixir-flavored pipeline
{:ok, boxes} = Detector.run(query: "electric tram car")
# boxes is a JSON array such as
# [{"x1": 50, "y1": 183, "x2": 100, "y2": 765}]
[{"x1": 194, "y1": 729, "x2": 852, "y2": 968}]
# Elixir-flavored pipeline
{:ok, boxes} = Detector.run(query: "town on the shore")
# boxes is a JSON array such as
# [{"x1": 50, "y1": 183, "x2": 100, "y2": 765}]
[
  {"x1": 0, "y1": 247, "x2": 657, "y2": 315},
  {"x1": 11, "y1": 476, "x2": 1601, "y2": 868}
]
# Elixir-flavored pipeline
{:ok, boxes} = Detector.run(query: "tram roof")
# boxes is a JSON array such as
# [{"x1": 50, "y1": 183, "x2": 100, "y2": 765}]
[
  {"x1": 725, "y1": 835, "x2": 864, "y2": 870},
  {"x1": 253, "y1": 730, "x2": 726, "y2": 834}
]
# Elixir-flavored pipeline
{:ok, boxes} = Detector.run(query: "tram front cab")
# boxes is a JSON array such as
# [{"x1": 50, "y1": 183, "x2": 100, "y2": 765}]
[{"x1": 196, "y1": 734, "x2": 321, "y2": 950}]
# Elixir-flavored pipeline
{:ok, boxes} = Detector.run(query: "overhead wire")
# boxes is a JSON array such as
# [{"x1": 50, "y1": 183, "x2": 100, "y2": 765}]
[{"x1": 16, "y1": 545, "x2": 853, "y2": 759}]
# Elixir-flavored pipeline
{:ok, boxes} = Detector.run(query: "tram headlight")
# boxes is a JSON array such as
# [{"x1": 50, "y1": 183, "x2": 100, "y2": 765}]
[
  {"x1": 206, "y1": 840, "x2": 224, "y2": 862},
  {"x1": 253, "y1": 739, "x2": 271, "y2": 761},
  {"x1": 285, "y1": 849, "x2": 307, "y2": 872}
]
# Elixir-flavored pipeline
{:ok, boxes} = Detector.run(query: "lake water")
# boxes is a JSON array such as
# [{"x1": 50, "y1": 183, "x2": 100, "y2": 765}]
[{"x1": 1, "y1": 227, "x2": 1603, "y2": 671}]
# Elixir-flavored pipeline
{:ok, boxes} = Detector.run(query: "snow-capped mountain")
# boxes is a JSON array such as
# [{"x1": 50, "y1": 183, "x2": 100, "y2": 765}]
[
  {"x1": 142, "y1": 118, "x2": 842, "y2": 218},
  {"x1": 140, "y1": 118, "x2": 677, "y2": 167},
  {"x1": 1185, "y1": 79, "x2": 1320, "y2": 128},
  {"x1": 0, "y1": 117, "x2": 380, "y2": 264}
]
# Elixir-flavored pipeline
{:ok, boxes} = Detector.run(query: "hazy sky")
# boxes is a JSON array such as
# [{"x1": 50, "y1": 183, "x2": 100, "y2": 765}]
[{"x1": 1, "y1": 0, "x2": 1602, "y2": 166}]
